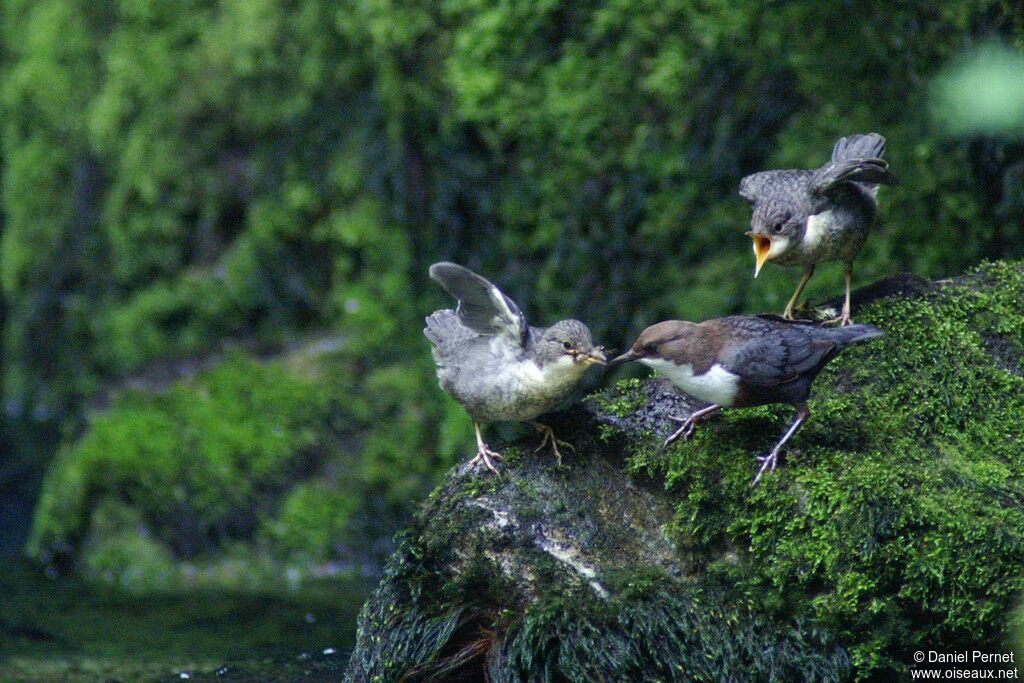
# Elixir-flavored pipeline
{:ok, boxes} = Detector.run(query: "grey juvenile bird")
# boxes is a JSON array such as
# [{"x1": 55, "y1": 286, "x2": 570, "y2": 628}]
[
  {"x1": 612, "y1": 315, "x2": 882, "y2": 485},
  {"x1": 740, "y1": 133, "x2": 897, "y2": 325},
  {"x1": 425, "y1": 262, "x2": 606, "y2": 473}
]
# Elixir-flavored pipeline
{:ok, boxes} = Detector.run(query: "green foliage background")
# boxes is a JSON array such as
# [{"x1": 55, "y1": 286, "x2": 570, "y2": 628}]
[{"x1": 1, "y1": 1, "x2": 1023, "y2": 571}]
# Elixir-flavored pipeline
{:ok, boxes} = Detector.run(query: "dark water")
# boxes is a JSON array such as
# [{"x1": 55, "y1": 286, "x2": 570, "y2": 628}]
[{"x1": 0, "y1": 559, "x2": 374, "y2": 682}]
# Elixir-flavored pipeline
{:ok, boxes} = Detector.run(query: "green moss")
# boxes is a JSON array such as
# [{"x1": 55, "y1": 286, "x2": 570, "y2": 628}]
[
  {"x1": 497, "y1": 584, "x2": 848, "y2": 682},
  {"x1": 612, "y1": 261, "x2": 1024, "y2": 677},
  {"x1": 26, "y1": 353, "x2": 333, "y2": 574},
  {"x1": 587, "y1": 378, "x2": 647, "y2": 418},
  {"x1": 261, "y1": 482, "x2": 360, "y2": 562}
]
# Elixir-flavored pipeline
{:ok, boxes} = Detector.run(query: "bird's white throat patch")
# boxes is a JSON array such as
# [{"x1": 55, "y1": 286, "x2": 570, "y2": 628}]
[
  {"x1": 641, "y1": 358, "x2": 739, "y2": 406},
  {"x1": 767, "y1": 235, "x2": 792, "y2": 260}
]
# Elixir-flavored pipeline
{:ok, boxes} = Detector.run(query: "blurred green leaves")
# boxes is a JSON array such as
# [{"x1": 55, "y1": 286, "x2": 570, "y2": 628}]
[{"x1": 931, "y1": 42, "x2": 1024, "y2": 137}]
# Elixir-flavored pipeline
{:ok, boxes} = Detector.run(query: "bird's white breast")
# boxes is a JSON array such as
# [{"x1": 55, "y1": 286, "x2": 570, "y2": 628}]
[
  {"x1": 804, "y1": 212, "x2": 830, "y2": 251},
  {"x1": 641, "y1": 358, "x2": 739, "y2": 406}
]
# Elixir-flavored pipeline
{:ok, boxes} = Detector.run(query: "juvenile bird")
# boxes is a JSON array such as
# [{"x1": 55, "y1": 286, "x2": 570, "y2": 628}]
[
  {"x1": 740, "y1": 133, "x2": 897, "y2": 325},
  {"x1": 425, "y1": 262, "x2": 606, "y2": 473},
  {"x1": 612, "y1": 315, "x2": 882, "y2": 485}
]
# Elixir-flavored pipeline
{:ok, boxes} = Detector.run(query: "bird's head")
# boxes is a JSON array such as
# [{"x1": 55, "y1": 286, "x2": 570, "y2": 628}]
[
  {"x1": 537, "y1": 320, "x2": 606, "y2": 369},
  {"x1": 610, "y1": 321, "x2": 690, "y2": 366},
  {"x1": 746, "y1": 202, "x2": 802, "y2": 276}
]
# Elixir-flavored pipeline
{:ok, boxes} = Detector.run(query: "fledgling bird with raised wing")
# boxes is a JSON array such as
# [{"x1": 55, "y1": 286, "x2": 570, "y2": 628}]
[
  {"x1": 425, "y1": 262, "x2": 606, "y2": 474},
  {"x1": 612, "y1": 315, "x2": 882, "y2": 485},
  {"x1": 740, "y1": 133, "x2": 897, "y2": 325}
]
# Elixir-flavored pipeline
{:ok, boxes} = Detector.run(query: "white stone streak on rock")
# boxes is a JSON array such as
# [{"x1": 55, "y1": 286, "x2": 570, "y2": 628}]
[
  {"x1": 534, "y1": 528, "x2": 610, "y2": 600},
  {"x1": 469, "y1": 498, "x2": 513, "y2": 530},
  {"x1": 467, "y1": 498, "x2": 610, "y2": 599}
]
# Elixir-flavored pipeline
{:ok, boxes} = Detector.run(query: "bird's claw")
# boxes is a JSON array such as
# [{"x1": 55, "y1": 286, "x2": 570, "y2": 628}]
[
  {"x1": 751, "y1": 451, "x2": 780, "y2": 487},
  {"x1": 533, "y1": 424, "x2": 575, "y2": 466},
  {"x1": 824, "y1": 304, "x2": 853, "y2": 326},
  {"x1": 469, "y1": 448, "x2": 503, "y2": 475},
  {"x1": 663, "y1": 415, "x2": 697, "y2": 447},
  {"x1": 824, "y1": 313, "x2": 854, "y2": 326}
]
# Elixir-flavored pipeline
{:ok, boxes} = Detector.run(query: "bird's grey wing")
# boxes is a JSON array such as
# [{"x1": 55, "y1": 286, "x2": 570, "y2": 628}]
[
  {"x1": 739, "y1": 170, "x2": 814, "y2": 205},
  {"x1": 810, "y1": 158, "x2": 897, "y2": 197},
  {"x1": 719, "y1": 317, "x2": 836, "y2": 387},
  {"x1": 812, "y1": 133, "x2": 896, "y2": 196},
  {"x1": 428, "y1": 262, "x2": 528, "y2": 347},
  {"x1": 738, "y1": 171, "x2": 773, "y2": 204}
]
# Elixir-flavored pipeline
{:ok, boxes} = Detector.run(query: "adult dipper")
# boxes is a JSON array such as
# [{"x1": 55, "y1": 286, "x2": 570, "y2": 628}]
[
  {"x1": 425, "y1": 262, "x2": 606, "y2": 473},
  {"x1": 740, "y1": 133, "x2": 897, "y2": 325},
  {"x1": 612, "y1": 315, "x2": 882, "y2": 484}
]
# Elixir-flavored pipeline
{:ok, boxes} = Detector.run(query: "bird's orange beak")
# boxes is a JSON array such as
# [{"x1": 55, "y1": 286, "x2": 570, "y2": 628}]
[{"x1": 746, "y1": 231, "x2": 772, "y2": 277}]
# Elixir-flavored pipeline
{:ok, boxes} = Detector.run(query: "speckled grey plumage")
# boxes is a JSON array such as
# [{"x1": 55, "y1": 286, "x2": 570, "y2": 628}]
[
  {"x1": 740, "y1": 133, "x2": 896, "y2": 267},
  {"x1": 426, "y1": 310, "x2": 596, "y2": 422},
  {"x1": 424, "y1": 262, "x2": 604, "y2": 471},
  {"x1": 740, "y1": 133, "x2": 897, "y2": 323}
]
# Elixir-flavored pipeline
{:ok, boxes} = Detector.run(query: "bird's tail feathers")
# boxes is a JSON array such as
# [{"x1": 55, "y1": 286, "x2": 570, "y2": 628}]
[
  {"x1": 832, "y1": 133, "x2": 886, "y2": 162},
  {"x1": 830, "y1": 323, "x2": 884, "y2": 346},
  {"x1": 424, "y1": 309, "x2": 475, "y2": 349}
]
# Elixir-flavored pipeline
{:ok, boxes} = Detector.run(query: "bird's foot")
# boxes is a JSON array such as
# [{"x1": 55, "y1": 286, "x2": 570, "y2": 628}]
[
  {"x1": 783, "y1": 302, "x2": 812, "y2": 321},
  {"x1": 532, "y1": 423, "x2": 575, "y2": 466},
  {"x1": 663, "y1": 415, "x2": 698, "y2": 447},
  {"x1": 751, "y1": 449, "x2": 783, "y2": 487},
  {"x1": 824, "y1": 301, "x2": 853, "y2": 326},
  {"x1": 468, "y1": 447, "x2": 503, "y2": 475},
  {"x1": 823, "y1": 312, "x2": 853, "y2": 326}
]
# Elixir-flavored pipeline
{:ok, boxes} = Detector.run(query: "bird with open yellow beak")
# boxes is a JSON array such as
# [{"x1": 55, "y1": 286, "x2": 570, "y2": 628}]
[{"x1": 740, "y1": 133, "x2": 897, "y2": 325}]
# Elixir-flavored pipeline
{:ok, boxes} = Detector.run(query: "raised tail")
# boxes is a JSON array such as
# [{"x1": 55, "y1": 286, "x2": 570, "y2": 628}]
[{"x1": 832, "y1": 133, "x2": 886, "y2": 162}]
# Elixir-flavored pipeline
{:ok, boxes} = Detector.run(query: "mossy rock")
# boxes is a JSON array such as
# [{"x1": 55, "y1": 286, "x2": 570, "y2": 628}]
[
  {"x1": 24, "y1": 351, "x2": 384, "y2": 588},
  {"x1": 345, "y1": 261, "x2": 1024, "y2": 681}
]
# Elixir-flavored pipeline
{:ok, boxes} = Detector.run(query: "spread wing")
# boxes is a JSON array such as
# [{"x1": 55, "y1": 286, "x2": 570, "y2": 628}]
[
  {"x1": 428, "y1": 262, "x2": 529, "y2": 348},
  {"x1": 809, "y1": 157, "x2": 897, "y2": 197},
  {"x1": 718, "y1": 316, "x2": 836, "y2": 387}
]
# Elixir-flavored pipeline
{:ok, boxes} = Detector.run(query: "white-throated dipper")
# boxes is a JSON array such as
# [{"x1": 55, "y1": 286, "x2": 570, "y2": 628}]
[
  {"x1": 425, "y1": 262, "x2": 606, "y2": 473},
  {"x1": 740, "y1": 133, "x2": 897, "y2": 325},
  {"x1": 612, "y1": 315, "x2": 882, "y2": 485}
]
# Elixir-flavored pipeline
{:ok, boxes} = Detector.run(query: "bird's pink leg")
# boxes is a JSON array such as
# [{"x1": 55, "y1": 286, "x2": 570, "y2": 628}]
[
  {"x1": 664, "y1": 404, "x2": 722, "y2": 447},
  {"x1": 468, "y1": 422, "x2": 502, "y2": 474},
  {"x1": 825, "y1": 263, "x2": 854, "y2": 326},
  {"x1": 530, "y1": 422, "x2": 576, "y2": 466},
  {"x1": 752, "y1": 403, "x2": 810, "y2": 486}
]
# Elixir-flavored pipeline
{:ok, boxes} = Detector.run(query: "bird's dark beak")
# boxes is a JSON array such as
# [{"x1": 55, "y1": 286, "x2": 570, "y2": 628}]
[
  {"x1": 610, "y1": 350, "x2": 638, "y2": 366},
  {"x1": 746, "y1": 231, "x2": 772, "y2": 278}
]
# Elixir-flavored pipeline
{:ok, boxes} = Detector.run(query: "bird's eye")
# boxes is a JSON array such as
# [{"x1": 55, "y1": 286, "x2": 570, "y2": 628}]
[
  {"x1": 644, "y1": 343, "x2": 657, "y2": 353},
  {"x1": 562, "y1": 341, "x2": 573, "y2": 351},
  {"x1": 772, "y1": 223, "x2": 784, "y2": 234}
]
